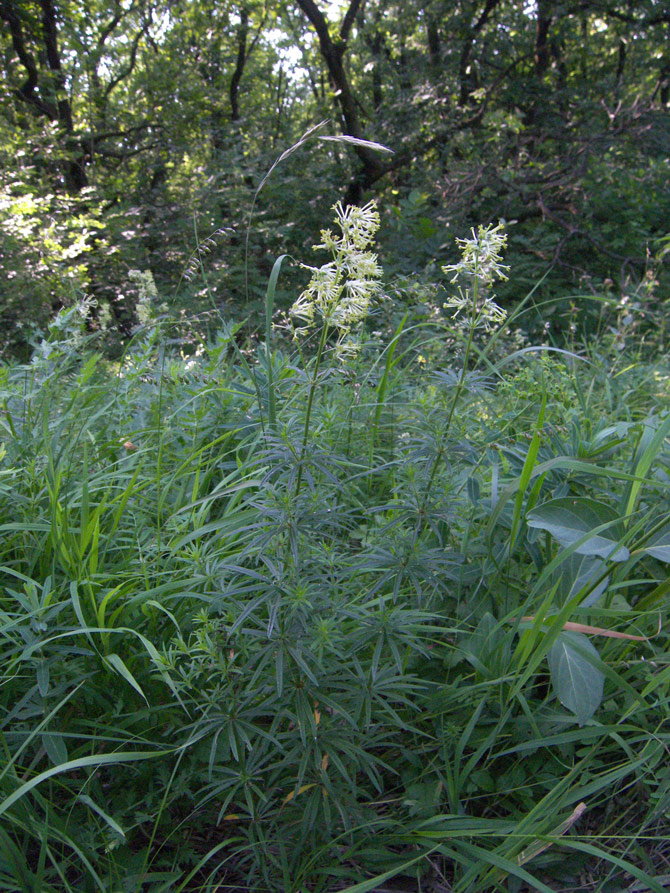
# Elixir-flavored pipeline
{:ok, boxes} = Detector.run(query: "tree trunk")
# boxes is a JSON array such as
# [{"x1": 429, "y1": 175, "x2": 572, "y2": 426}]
[
  {"x1": 535, "y1": 0, "x2": 552, "y2": 78},
  {"x1": 230, "y1": 7, "x2": 249, "y2": 121},
  {"x1": 1, "y1": 0, "x2": 87, "y2": 190},
  {"x1": 367, "y1": 26, "x2": 384, "y2": 110},
  {"x1": 294, "y1": 0, "x2": 386, "y2": 199},
  {"x1": 615, "y1": 36, "x2": 626, "y2": 96},
  {"x1": 427, "y1": 17, "x2": 440, "y2": 69}
]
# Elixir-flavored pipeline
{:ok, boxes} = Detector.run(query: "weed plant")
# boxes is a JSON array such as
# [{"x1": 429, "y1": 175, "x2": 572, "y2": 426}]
[{"x1": 0, "y1": 196, "x2": 669, "y2": 892}]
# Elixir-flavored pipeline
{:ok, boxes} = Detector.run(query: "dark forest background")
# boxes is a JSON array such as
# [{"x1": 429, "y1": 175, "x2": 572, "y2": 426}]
[{"x1": 1, "y1": 0, "x2": 669, "y2": 357}]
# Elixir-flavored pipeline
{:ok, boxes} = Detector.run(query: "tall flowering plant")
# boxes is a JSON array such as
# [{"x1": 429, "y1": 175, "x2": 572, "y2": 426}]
[
  {"x1": 441, "y1": 222, "x2": 509, "y2": 333},
  {"x1": 289, "y1": 200, "x2": 382, "y2": 491},
  {"x1": 421, "y1": 222, "x2": 510, "y2": 503},
  {"x1": 290, "y1": 200, "x2": 381, "y2": 358}
]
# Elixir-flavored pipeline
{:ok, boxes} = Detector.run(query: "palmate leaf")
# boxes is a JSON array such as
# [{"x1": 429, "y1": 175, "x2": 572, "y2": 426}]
[
  {"x1": 548, "y1": 632, "x2": 604, "y2": 725},
  {"x1": 527, "y1": 497, "x2": 629, "y2": 561}
]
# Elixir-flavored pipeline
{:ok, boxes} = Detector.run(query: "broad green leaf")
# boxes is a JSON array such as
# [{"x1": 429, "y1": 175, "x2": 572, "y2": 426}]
[
  {"x1": 552, "y1": 553, "x2": 608, "y2": 607},
  {"x1": 463, "y1": 612, "x2": 507, "y2": 676},
  {"x1": 643, "y1": 525, "x2": 670, "y2": 562},
  {"x1": 41, "y1": 732, "x2": 68, "y2": 766},
  {"x1": 548, "y1": 632, "x2": 604, "y2": 725},
  {"x1": 527, "y1": 497, "x2": 629, "y2": 561}
]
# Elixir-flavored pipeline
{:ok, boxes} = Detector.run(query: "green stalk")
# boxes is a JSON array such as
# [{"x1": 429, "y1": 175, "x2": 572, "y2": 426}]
[
  {"x1": 420, "y1": 257, "x2": 482, "y2": 521},
  {"x1": 293, "y1": 245, "x2": 348, "y2": 495},
  {"x1": 294, "y1": 319, "x2": 330, "y2": 495},
  {"x1": 264, "y1": 255, "x2": 289, "y2": 431}
]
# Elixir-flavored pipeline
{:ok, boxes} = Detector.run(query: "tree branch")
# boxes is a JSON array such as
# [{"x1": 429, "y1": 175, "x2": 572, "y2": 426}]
[
  {"x1": 0, "y1": 0, "x2": 55, "y2": 118},
  {"x1": 295, "y1": 0, "x2": 383, "y2": 176},
  {"x1": 596, "y1": 4, "x2": 670, "y2": 27},
  {"x1": 102, "y1": 17, "x2": 152, "y2": 102},
  {"x1": 340, "y1": 0, "x2": 365, "y2": 43},
  {"x1": 83, "y1": 120, "x2": 161, "y2": 146},
  {"x1": 38, "y1": 0, "x2": 73, "y2": 131}
]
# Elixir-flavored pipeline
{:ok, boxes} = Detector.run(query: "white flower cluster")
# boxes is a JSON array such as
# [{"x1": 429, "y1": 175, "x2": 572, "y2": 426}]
[
  {"x1": 129, "y1": 269, "x2": 159, "y2": 325},
  {"x1": 442, "y1": 222, "x2": 509, "y2": 332},
  {"x1": 290, "y1": 200, "x2": 382, "y2": 355},
  {"x1": 32, "y1": 296, "x2": 97, "y2": 361}
]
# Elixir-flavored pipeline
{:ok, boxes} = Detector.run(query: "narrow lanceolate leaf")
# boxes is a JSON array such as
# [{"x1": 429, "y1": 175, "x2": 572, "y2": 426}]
[
  {"x1": 548, "y1": 632, "x2": 604, "y2": 725},
  {"x1": 527, "y1": 497, "x2": 629, "y2": 561},
  {"x1": 41, "y1": 732, "x2": 68, "y2": 766},
  {"x1": 517, "y1": 802, "x2": 586, "y2": 866},
  {"x1": 0, "y1": 751, "x2": 168, "y2": 819},
  {"x1": 281, "y1": 783, "x2": 317, "y2": 808},
  {"x1": 104, "y1": 653, "x2": 148, "y2": 705},
  {"x1": 77, "y1": 794, "x2": 126, "y2": 839},
  {"x1": 623, "y1": 413, "x2": 670, "y2": 523},
  {"x1": 509, "y1": 393, "x2": 545, "y2": 552}
]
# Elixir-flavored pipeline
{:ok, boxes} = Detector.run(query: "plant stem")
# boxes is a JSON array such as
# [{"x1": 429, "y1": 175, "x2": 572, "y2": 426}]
[
  {"x1": 295, "y1": 320, "x2": 330, "y2": 495},
  {"x1": 418, "y1": 264, "x2": 481, "y2": 529}
]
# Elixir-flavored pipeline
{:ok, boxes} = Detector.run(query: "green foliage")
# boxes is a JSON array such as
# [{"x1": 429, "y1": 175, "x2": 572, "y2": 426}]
[
  {"x1": 2, "y1": 0, "x2": 670, "y2": 357},
  {"x1": 2, "y1": 3, "x2": 670, "y2": 884},
  {"x1": 1, "y1": 204, "x2": 669, "y2": 890}
]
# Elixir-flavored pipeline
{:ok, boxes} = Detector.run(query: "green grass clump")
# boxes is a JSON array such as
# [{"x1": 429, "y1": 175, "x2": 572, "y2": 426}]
[{"x1": 0, "y1": 207, "x2": 669, "y2": 892}]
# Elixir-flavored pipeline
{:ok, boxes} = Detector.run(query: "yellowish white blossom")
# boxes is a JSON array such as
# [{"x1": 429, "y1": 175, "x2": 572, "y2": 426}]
[
  {"x1": 290, "y1": 200, "x2": 382, "y2": 355},
  {"x1": 442, "y1": 222, "x2": 509, "y2": 331},
  {"x1": 97, "y1": 301, "x2": 113, "y2": 330},
  {"x1": 129, "y1": 269, "x2": 159, "y2": 325}
]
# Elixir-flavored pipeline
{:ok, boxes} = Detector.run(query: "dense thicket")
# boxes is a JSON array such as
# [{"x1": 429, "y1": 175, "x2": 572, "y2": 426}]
[
  {"x1": 1, "y1": 0, "x2": 669, "y2": 356},
  {"x1": 2, "y1": 4, "x2": 670, "y2": 891}
]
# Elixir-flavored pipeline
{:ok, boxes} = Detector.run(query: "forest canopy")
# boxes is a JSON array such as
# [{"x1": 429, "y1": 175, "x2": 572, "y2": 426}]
[{"x1": 1, "y1": 0, "x2": 669, "y2": 353}]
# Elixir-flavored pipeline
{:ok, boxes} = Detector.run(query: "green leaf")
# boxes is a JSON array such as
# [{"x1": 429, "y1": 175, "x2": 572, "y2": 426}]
[
  {"x1": 417, "y1": 216, "x2": 437, "y2": 238},
  {"x1": 466, "y1": 475, "x2": 480, "y2": 506},
  {"x1": 548, "y1": 632, "x2": 604, "y2": 725},
  {"x1": 509, "y1": 394, "x2": 546, "y2": 552},
  {"x1": 36, "y1": 660, "x2": 50, "y2": 697},
  {"x1": 0, "y1": 750, "x2": 168, "y2": 819},
  {"x1": 623, "y1": 413, "x2": 670, "y2": 523},
  {"x1": 264, "y1": 254, "x2": 289, "y2": 429},
  {"x1": 552, "y1": 553, "x2": 608, "y2": 607},
  {"x1": 77, "y1": 794, "x2": 126, "y2": 839},
  {"x1": 41, "y1": 732, "x2": 68, "y2": 766},
  {"x1": 104, "y1": 653, "x2": 148, "y2": 705},
  {"x1": 527, "y1": 497, "x2": 629, "y2": 561},
  {"x1": 643, "y1": 525, "x2": 670, "y2": 562}
]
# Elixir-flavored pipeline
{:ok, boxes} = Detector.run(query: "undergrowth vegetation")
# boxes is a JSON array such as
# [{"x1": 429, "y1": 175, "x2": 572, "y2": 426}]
[{"x1": 1, "y1": 195, "x2": 670, "y2": 892}]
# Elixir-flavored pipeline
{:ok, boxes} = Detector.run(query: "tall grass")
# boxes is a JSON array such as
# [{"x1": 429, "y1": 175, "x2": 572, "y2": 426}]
[{"x1": 0, "y1": 199, "x2": 668, "y2": 891}]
